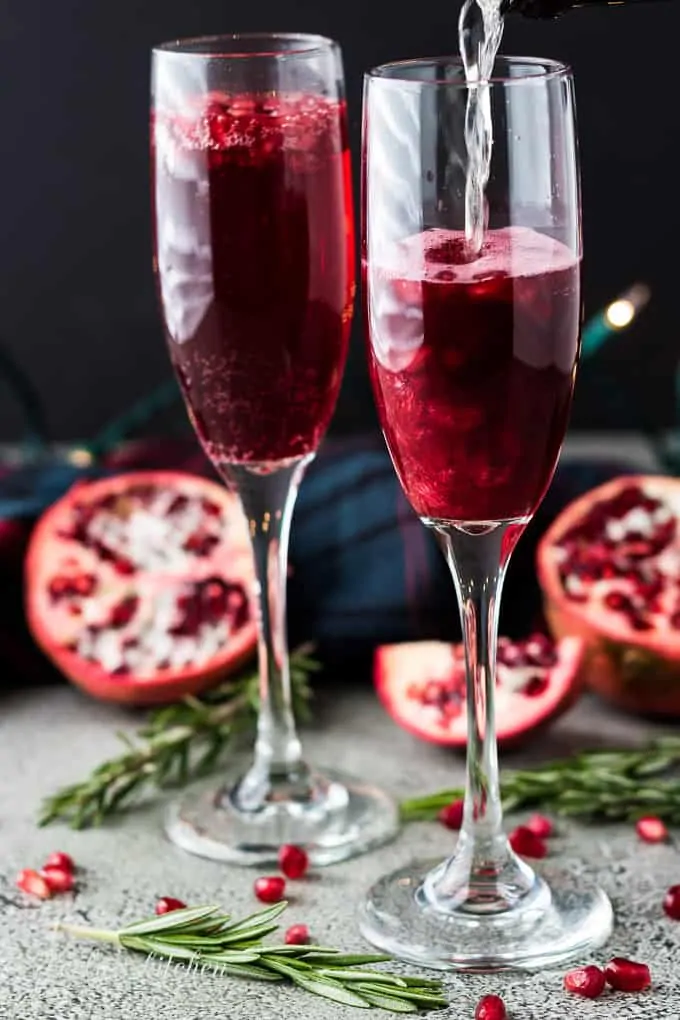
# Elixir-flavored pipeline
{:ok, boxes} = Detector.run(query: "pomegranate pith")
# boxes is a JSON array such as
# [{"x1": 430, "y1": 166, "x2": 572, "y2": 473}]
[
  {"x1": 508, "y1": 825, "x2": 548, "y2": 859},
  {"x1": 635, "y1": 816, "x2": 669, "y2": 844},
  {"x1": 25, "y1": 471, "x2": 258, "y2": 705},
  {"x1": 663, "y1": 884, "x2": 680, "y2": 920},
  {"x1": 563, "y1": 965, "x2": 606, "y2": 998},
  {"x1": 374, "y1": 634, "x2": 584, "y2": 748},
  {"x1": 438, "y1": 799, "x2": 465, "y2": 830},
  {"x1": 278, "y1": 844, "x2": 309, "y2": 880},
  {"x1": 474, "y1": 994, "x2": 506, "y2": 1020},
  {"x1": 155, "y1": 896, "x2": 187, "y2": 915},
  {"x1": 604, "y1": 957, "x2": 651, "y2": 992},
  {"x1": 284, "y1": 923, "x2": 310, "y2": 945},
  {"x1": 537, "y1": 476, "x2": 680, "y2": 716},
  {"x1": 254, "y1": 876, "x2": 286, "y2": 904}
]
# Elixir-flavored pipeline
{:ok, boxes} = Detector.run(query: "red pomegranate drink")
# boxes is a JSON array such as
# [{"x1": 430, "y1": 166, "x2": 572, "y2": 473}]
[
  {"x1": 365, "y1": 226, "x2": 581, "y2": 522},
  {"x1": 152, "y1": 93, "x2": 354, "y2": 466}
]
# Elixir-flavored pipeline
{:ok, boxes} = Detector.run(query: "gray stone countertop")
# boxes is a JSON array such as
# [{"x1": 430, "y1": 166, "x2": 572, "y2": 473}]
[{"x1": 1, "y1": 682, "x2": 679, "y2": 1020}]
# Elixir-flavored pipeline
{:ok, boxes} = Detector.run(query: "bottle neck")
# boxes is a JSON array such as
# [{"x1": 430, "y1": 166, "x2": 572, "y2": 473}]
[{"x1": 502, "y1": 0, "x2": 662, "y2": 19}]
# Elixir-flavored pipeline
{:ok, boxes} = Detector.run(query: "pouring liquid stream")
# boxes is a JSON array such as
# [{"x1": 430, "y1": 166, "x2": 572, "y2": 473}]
[{"x1": 459, "y1": 0, "x2": 505, "y2": 256}]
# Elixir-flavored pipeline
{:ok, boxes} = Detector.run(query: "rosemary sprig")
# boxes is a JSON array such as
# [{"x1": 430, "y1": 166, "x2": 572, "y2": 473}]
[
  {"x1": 40, "y1": 649, "x2": 319, "y2": 829},
  {"x1": 400, "y1": 736, "x2": 680, "y2": 825},
  {"x1": 55, "y1": 901, "x2": 448, "y2": 1013}
]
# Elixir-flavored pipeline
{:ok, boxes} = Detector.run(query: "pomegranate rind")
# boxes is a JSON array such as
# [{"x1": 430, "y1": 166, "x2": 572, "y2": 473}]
[
  {"x1": 537, "y1": 475, "x2": 680, "y2": 716},
  {"x1": 25, "y1": 470, "x2": 258, "y2": 705},
  {"x1": 373, "y1": 637, "x2": 583, "y2": 747}
]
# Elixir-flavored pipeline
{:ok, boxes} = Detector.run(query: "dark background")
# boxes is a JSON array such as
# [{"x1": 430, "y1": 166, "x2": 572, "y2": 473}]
[{"x1": 0, "y1": 0, "x2": 677, "y2": 446}]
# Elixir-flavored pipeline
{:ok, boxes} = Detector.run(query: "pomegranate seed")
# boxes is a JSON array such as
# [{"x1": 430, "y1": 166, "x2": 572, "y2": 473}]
[
  {"x1": 474, "y1": 994, "x2": 506, "y2": 1020},
  {"x1": 525, "y1": 813, "x2": 554, "y2": 839},
  {"x1": 604, "y1": 590, "x2": 631, "y2": 612},
  {"x1": 604, "y1": 957, "x2": 651, "y2": 992},
  {"x1": 278, "y1": 844, "x2": 309, "y2": 880},
  {"x1": 43, "y1": 851, "x2": 75, "y2": 872},
  {"x1": 635, "y1": 815, "x2": 668, "y2": 844},
  {"x1": 254, "y1": 876, "x2": 286, "y2": 903},
  {"x1": 73, "y1": 573, "x2": 96, "y2": 596},
  {"x1": 284, "y1": 923, "x2": 310, "y2": 945},
  {"x1": 509, "y1": 825, "x2": 548, "y2": 859},
  {"x1": 438, "y1": 799, "x2": 465, "y2": 830},
  {"x1": 108, "y1": 595, "x2": 138, "y2": 629},
  {"x1": 184, "y1": 531, "x2": 218, "y2": 556},
  {"x1": 113, "y1": 557, "x2": 135, "y2": 575},
  {"x1": 563, "y1": 965, "x2": 606, "y2": 998},
  {"x1": 155, "y1": 896, "x2": 187, "y2": 915},
  {"x1": 663, "y1": 884, "x2": 680, "y2": 920},
  {"x1": 16, "y1": 868, "x2": 52, "y2": 899},
  {"x1": 48, "y1": 576, "x2": 70, "y2": 600},
  {"x1": 523, "y1": 675, "x2": 549, "y2": 697},
  {"x1": 41, "y1": 866, "x2": 75, "y2": 893}
]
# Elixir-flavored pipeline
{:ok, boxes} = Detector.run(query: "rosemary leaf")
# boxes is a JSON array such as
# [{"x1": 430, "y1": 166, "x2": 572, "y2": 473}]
[
  {"x1": 56, "y1": 901, "x2": 447, "y2": 1014},
  {"x1": 39, "y1": 650, "x2": 317, "y2": 829},
  {"x1": 400, "y1": 736, "x2": 680, "y2": 826},
  {"x1": 356, "y1": 990, "x2": 419, "y2": 1013}
]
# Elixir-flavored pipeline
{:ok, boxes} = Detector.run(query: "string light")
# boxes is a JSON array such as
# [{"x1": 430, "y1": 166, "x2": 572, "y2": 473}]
[{"x1": 582, "y1": 283, "x2": 651, "y2": 359}]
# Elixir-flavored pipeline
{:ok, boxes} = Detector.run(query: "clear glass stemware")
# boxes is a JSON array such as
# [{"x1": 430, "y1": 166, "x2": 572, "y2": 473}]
[
  {"x1": 360, "y1": 55, "x2": 613, "y2": 969},
  {"x1": 151, "y1": 33, "x2": 398, "y2": 866}
]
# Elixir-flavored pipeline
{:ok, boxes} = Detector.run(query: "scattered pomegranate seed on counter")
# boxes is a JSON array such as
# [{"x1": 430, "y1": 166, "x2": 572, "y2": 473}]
[
  {"x1": 563, "y1": 965, "x2": 606, "y2": 998},
  {"x1": 41, "y1": 867, "x2": 75, "y2": 893},
  {"x1": 663, "y1": 884, "x2": 680, "y2": 920},
  {"x1": 278, "y1": 844, "x2": 309, "y2": 880},
  {"x1": 43, "y1": 851, "x2": 75, "y2": 872},
  {"x1": 604, "y1": 957, "x2": 651, "y2": 992},
  {"x1": 284, "y1": 924, "x2": 310, "y2": 945},
  {"x1": 254, "y1": 876, "x2": 286, "y2": 904},
  {"x1": 635, "y1": 816, "x2": 669, "y2": 844},
  {"x1": 437, "y1": 799, "x2": 465, "y2": 830},
  {"x1": 508, "y1": 825, "x2": 548, "y2": 859},
  {"x1": 525, "y1": 813, "x2": 554, "y2": 839},
  {"x1": 155, "y1": 896, "x2": 187, "y2": 915},
  {"x1": 474, "y1": 993, "x2": 506, "y2": 1020},
  {"x1": 16, "y1": 869, "x2": 52, "y2": 900}
]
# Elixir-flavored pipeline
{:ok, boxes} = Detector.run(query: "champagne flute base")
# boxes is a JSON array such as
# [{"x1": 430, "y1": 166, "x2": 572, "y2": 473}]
[
  {"x1": 165, "y1": 766, "x2": 399, "y2": 867},
  {"x1": 359, "y1": 858, "x2": 613, "y2": 971}
]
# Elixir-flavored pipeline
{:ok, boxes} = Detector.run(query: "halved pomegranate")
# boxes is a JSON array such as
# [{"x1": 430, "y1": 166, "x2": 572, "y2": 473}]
[
  {"x1": 537, "y1": 476, "x2": 680, "y2": 715},
  {"x1": 374, "y1": 633, "x2": 583, "y2": 747},
  {"x1": 26, "y1": 471, "x2": 257, "y2": 705}
]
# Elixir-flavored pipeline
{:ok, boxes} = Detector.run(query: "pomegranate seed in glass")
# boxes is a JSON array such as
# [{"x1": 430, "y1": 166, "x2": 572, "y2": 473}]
[
  {"x1": 359, "y1": 52, "x2": 613, "y2": 969},
  {"x1": 151, "y1": 33, "x2": 397, "y2": 867}
]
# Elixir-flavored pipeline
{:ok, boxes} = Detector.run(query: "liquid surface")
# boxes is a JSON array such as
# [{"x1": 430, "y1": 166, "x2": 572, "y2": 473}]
[
  {"x1": 365, "y1": 225, "x2": 581, "y2": 522},
  {"x1": 152, "y1": 94, "x2": 354, "y2": 467}
]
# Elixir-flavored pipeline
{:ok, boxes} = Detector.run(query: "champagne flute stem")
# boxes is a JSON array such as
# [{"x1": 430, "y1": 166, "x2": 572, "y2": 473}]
[
  {"x1": 427, "y1": 521, "x2": 534, "y2": 909},
  {"x1": 225, "y1": 458, "x2": 310, "y2": 776}
]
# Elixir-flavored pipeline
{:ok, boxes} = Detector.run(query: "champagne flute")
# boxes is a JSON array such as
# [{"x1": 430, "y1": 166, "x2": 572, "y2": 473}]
[
  {"x1": 152, "y1": 33, "x2": 398, "y2": 866},
  {"x1": 360, "y1": 55, "x2": 613, "y2": 968}
]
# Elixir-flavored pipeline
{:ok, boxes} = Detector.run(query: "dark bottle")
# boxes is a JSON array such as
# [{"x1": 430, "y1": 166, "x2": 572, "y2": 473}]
[{"x1": 501, "y1": 0, "x2": 663, "y2": 18}]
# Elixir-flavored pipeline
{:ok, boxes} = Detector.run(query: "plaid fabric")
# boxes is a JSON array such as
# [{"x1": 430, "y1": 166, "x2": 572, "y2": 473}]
[{"x1": 0, "y1": 436, "x2": 646, "y2": 684}]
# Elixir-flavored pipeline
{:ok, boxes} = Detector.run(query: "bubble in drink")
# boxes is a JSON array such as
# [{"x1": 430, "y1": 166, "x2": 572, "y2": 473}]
[{"x1": 365, "y1": 226, "x2": 581, "y2": 523}]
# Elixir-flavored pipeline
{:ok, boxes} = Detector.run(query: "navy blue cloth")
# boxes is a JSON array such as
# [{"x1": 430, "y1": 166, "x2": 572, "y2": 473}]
[
  {"x1": 288, "y1": 437, "x2": 646, "y2": 660},
  {"x1": 0, "y1": 437, "x2": 649, "y2": 686}
]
